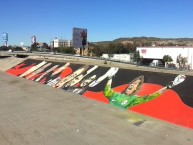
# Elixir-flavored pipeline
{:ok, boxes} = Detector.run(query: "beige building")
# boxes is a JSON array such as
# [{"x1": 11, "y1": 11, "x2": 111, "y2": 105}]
[{"x1": 50, "y1": 38, "x2": 72, "y2": 48}]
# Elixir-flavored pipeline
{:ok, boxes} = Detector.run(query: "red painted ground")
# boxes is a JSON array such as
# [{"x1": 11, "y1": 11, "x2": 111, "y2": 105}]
[{"x1": 83, "y1": 84, "x2": 193, "y2": 129}]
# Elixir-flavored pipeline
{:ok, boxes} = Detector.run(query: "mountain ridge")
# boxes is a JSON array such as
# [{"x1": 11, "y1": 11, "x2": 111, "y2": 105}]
[{"x1": 93, "y1": 37, "x2": 193, "y2": 46}]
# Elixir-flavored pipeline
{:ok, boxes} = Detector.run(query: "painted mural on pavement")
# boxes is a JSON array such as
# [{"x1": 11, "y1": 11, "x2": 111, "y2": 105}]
[{"x1": 6, "y1": 59, "x2": 193, "y2": 129}]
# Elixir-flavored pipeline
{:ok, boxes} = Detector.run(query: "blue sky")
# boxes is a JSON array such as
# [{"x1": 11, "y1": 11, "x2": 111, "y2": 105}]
[{"x1": 1, "y1": 0, "x2": 193, "y2": 46}]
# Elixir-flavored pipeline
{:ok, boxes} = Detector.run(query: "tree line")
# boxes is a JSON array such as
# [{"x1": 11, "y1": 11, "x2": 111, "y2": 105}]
[{"x1": 0, "y1": 45, "x2": 23, "y2": 51}]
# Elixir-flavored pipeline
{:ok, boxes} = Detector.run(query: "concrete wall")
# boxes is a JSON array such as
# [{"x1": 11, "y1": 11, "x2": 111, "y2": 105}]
[
  {"x1": 3, "y1": 58, "x2": 193, "y2": 129},
  {"x1": 0, "y1": 57, "x2": 26, "y2": 71}
]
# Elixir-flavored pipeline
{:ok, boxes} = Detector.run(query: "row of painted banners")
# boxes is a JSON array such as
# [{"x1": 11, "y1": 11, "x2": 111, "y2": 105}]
[{"x1": 6, "y1": 59, "x2": 193, "y2": 129}]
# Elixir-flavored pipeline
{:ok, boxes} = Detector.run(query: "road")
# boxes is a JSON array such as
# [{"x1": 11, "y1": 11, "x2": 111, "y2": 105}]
[{"x1": 0, "y1": 71, "x2": 193, "y2": 145}]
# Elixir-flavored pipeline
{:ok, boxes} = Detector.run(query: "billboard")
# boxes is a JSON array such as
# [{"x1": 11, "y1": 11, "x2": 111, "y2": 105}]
[
  {"x1": 31, "y1": 36, "x2": 36, "y2": 44},
  {"x1": 2, "y1": 32, "x2": 8, "y2": 42},
  {"x1": 72, "y1": 27, "x2": 87, "y2": 48}
]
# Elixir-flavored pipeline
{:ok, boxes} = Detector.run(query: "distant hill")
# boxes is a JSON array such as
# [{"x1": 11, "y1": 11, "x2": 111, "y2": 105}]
[
  {"x1": 92, "y1": 37, "x2": 193, "y2": 46},
  {"x1": 113, "y1": 37, "x2": 193, "y2": 41}
]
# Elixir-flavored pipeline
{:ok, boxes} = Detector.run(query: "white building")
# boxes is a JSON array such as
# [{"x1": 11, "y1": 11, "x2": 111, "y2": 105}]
[
  {"x1": 50, "y1": 38, "x2": 72, "y2": 48},
  {"x1": 137, "y1": 46, "x2": 193, "y2": 69}
]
